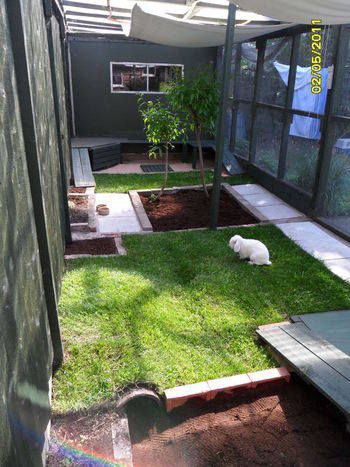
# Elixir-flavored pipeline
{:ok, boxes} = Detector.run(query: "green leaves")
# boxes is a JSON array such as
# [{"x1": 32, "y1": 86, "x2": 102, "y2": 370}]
[
  {"x1": 138, "y1": 96, "x2": 186, "y2": 156},
  {"x1": 137, "y1": 68, "x2": 219, "y2": 150},
  {"x1": 166, "y1": 68, "x2": 219, "y2": 137}
]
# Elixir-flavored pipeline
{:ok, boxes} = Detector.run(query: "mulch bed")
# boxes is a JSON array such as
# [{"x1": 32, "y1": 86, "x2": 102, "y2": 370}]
[
  {"x1": 139, "y1": 189, "x2": 258, "y2": 231},
  {"x1": 129, "y1": 377, "x2": 350, "y2": 467},
  {"x1": 69, "y1": 195, "x2": 89, "y2": 224},
  {"x1": 65, "y1": 238, "x2": 117, "y2": 256}
]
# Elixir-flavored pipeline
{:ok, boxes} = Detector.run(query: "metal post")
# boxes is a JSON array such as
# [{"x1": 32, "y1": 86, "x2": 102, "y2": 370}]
[
  {"x1": 277, "y1": 34, "x2": 300, "y2": 179},
  {"x1": 312, "y1": 26, "x2": 344, "y2": 213},
  {"x1": 248, "y1": 39, "x2": 266, "y2": 164},
  {"x1": 210, "y1": 3, "x2": 236, "y2": 229},
  {"x1": 229, "y1": 43, "x2": 242, "y2": 152}
]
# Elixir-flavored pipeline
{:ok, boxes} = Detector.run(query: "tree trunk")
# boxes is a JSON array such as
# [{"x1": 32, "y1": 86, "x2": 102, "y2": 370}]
[
  {"x1": 160, "y1": 146, "x2": 169, "y2": 196},
  {"x1": 195, "y1": 128, "x2": 209, "y2": 198},
  {"x1": 153, "y1": 146, "x2": 169, "y2": 200}
]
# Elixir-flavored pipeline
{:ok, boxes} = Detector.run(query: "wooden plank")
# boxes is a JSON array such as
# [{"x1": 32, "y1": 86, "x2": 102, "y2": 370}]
[
  {"x1": 257, "y1": 326, "x2": 350, "y2": 416},
  {"x1": 92, "y1": 155, "x2": 121, "y2": 165},
  {"x1": 91, "y1": 154, "x2": 120, "y2": 165},
  {"x1": 72, "y1": 148, "x2": 84, "y2": 187},
  {"x1": 92, "y1": 143, "x2": 121, "y2": 154},
  {"x1": 280, "y1": 323, "x2": 350, "y2": 382},
  {"x1": 78, "y1": 149, "x2": 95, "y2": 187},
  {"x1": 291, "y1": 311, "x2": 350, "y2": 356}
]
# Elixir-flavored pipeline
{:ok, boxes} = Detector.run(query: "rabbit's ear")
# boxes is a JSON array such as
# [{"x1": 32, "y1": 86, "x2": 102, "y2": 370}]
[{"x1": 234, "y1": 238, "x2": 241, "y2": 253}]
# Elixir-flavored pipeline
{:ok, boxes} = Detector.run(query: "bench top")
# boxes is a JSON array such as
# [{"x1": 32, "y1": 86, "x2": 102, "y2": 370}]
[{"x1": 72, "y1": 148, "x2": 95, "y2": 188}]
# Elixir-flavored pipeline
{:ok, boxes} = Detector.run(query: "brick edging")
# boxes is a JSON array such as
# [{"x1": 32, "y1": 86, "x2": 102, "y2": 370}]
[{"x1": 165, "y1": 367, "x2": 291, "y2": 411}]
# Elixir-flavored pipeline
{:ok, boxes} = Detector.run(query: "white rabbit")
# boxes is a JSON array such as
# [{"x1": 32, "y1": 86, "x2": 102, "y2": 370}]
[{"x1": 229, "y1": 235, "x2": 271, "y2": 266}]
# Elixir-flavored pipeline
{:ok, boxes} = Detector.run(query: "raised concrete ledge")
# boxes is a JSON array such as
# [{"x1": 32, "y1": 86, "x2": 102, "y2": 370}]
[
  {"x1": 165, "y1": 367, "x2": 290, "y2": 412},
  {"x1": 129, "y1": 190, "x2": 153, "y2": 232}
]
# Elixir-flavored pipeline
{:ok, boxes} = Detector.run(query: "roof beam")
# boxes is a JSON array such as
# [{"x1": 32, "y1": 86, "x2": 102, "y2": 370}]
[
  {"x1": 67, "y1": 20, "x2": 122, "y2": 29},
  {"x1": 63, "y1": 5, "x2": 130, "y2": 17},
  {"x1": 68, "y1": 25, "x2": 124, "y2": 34},
  {"x1": 66, "y1": 13, "x2": 128, "y2": 24}
]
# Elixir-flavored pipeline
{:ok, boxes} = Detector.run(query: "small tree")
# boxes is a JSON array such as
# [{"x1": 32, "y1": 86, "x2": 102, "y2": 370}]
[
  {"x1": 138, "y1": 97, "x2": 185, "y2": 197},
  {"x1": 166, "y1": 69, "x2": 219, "y2": 197}
]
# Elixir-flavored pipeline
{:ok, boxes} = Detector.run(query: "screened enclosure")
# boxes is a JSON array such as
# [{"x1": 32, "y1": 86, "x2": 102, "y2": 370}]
[{"x1": 229, "y1": 24, "x2": 350, "y2": 240}]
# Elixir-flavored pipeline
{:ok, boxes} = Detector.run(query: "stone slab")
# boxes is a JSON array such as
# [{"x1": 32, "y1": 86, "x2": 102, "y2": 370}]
[
  {"x1": 277, "y1": 221, "x2": 350, "y2": 261},
  {"x1": 95, "y1": 193, "x2": 136, "y2": 217},
  {"x1": 98, "y1": 216, "x2": 141, "y2": 234},
  {"x1": 232, "y1": 184, "x2": 270, "y2": 196},
  {"x1": 323, "y1": 258, "x2": 350, "y2": 282},
  {"x1": 243, "y1": 193, "x2": 285, "y2": 207},
  {"x1": 255, "y1": 204, "x2": 304, "y2": 221}
]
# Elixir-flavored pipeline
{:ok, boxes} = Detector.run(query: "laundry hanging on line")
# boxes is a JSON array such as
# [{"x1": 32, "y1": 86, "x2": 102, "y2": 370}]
[{"x1": 274, "y1": 62, "x2": 329, "y2": 140}]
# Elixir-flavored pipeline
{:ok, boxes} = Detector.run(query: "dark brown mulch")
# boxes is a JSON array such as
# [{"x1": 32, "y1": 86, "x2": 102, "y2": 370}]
[
  {"x1": 65, "y1": 238, "x2": 117, "y2": 256},
  {"x1": 129, "y1": 377, "x2": 350, "y2": 467},
  {"x1": 69, "y1": 195, "x2": 89, "y2": 224},
  {"x1": 139, "y1": 188, "x2": 258, "y2": 232}
]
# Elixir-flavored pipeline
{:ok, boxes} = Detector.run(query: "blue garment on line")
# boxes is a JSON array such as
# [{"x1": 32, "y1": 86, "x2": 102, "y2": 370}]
[{"x1": 274, "y1": 62, "x2": 328, "y2": 140}]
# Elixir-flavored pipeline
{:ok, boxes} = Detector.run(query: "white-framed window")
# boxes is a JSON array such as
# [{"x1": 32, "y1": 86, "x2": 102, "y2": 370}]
[{"x1": 110, "y1": 62, "x2": 184, "y2": 94}]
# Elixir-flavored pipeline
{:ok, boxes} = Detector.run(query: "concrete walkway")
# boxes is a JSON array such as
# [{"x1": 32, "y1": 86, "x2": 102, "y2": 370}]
[
  {"x1": 95, "y1": 193, "x2": 141, "y2": 234},
  {"x1": 234, "y1": 184, "x2": 350, "y2": 282},
  {"x1": 230, "y1": 184, "x2": 306, "y2": 222}
]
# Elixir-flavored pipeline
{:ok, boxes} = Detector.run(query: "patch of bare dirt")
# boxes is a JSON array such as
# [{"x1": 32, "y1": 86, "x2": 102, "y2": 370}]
[{"x1": 128, "y1": 377, "x2": 350, "y2": 467}]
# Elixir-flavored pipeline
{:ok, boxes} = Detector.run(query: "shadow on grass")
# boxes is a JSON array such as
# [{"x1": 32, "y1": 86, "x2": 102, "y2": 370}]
[{"x1": 55, "y1": 225, "x2": 350, "y2": 412}]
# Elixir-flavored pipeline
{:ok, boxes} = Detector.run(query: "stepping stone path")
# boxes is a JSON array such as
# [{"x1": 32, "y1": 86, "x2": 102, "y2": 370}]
[
  {"x1": 95, "y1": 193, "x2": 142, "y2": 234},
  {"x1": 234, "y1": 183, "x2": 350, "y2": 282}
]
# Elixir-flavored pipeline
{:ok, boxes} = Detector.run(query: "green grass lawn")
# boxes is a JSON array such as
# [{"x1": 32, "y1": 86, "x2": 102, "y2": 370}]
[
  {"x1": 54, "y1": 225, "x2": 350, "y2": 413},
  {"x1": 94, "y1": 171, "x2": 253, "y2": 193}
]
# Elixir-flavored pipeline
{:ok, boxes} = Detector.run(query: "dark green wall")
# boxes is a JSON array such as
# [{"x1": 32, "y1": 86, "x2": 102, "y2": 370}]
[
  {"x1": 1, "y1": 0, "x2": 53, "y2": 464},
  {"x1": 70, "y1": 38, "x2": 218, "y2": 138},
  {"x1": 1, "y1": 0, "x2": 71, "y2": 464}
]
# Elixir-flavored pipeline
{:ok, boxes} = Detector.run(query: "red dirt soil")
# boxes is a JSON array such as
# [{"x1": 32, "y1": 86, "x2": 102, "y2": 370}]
[
  {"x1": 65, "y1": 238, "x2": 117, "y2": 256},
  {"x1": 140, "y1": 189, "x2": 258, "y2": 232},
  {"x1": 47, "y1": 378, "x2": 350, "y2": 466},
  {"x1": 128, "y1": 378, "x2": 350, "y2": 467}
]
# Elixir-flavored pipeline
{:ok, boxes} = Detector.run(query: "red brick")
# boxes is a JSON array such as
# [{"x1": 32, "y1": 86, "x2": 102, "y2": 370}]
[
  {"x1": 165, "y1": 382, "x2": 211, "y2": 412},
  {"x1": 207, "y1": 374, "x2": 251, "y2": 399},
  {"x1": 248, "y1": 367, "x2": 290, "y2": 388}
]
